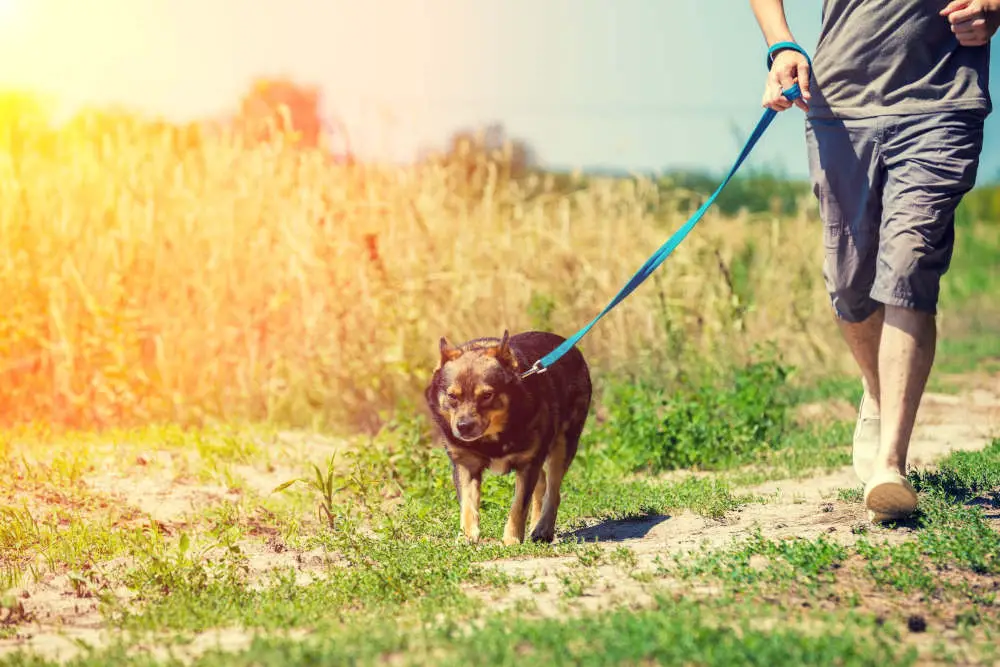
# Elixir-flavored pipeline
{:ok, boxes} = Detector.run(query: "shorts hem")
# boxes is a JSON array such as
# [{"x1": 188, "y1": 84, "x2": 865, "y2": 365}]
[
  {"x1": 868, "y1": 289, "x2": 938, "y2": 316},
  {"x1": 829, "y1": 295, "x2": 881, "y2": 323}
]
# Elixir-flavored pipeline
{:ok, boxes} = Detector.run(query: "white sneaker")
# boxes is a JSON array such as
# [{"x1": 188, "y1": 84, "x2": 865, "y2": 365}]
[{"x1": 852, "y1": 393, "x2": 880, "y2": 484}]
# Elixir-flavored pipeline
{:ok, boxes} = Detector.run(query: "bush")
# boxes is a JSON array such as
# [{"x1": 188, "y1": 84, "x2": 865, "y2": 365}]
[{"x1": 584, "y1": 354, "x2": 793, "y2": 473}]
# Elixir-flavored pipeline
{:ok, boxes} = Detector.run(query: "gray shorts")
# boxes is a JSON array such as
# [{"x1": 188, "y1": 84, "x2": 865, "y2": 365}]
[{"x1": 805, "y1": 110, "x2": 985, "y2": 322}]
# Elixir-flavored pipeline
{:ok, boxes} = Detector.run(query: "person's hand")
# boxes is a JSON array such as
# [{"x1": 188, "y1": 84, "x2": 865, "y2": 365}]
[
  {"x1": 941, "y1": 0, "x2": 1000, "y2": 46},
  {"x1": 762, "y1": 48, "x2": 811, "y2": 113}
]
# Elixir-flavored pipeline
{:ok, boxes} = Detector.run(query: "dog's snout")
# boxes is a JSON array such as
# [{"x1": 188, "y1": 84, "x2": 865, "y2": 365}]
[{"x1": 456, "y1": 417, "x2": 478, "y2": 436}]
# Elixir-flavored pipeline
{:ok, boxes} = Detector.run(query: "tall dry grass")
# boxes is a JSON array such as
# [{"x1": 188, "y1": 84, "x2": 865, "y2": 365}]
[{"x1": 0, "y1": 111, "x2": 876, "y2": 433}]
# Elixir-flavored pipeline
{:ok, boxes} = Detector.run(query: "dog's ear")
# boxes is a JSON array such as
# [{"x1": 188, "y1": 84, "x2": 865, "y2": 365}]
[
  {"x1": 495, "y1": 330, "x2": 518, "y2": 369},
  {"x1": 439, "y1": 336, "x2": 462, "y2": 365}
]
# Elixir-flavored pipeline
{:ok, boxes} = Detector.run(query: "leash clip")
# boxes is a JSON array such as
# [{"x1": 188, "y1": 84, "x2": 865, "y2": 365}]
[{"x1": 519, "y1": 361, "x2": 546, "y2": 380}]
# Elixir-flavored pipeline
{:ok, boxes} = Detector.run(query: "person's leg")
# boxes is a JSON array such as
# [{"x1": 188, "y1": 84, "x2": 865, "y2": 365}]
[
  {"x1": 806, "y1": 116, "x2": 885, "y2": 482},
  {"x1": 875, "y1": 305, "x2": 936, "y2": 476},
  {"x1": 836, "y1": 307, "x2": 884, "y2": 407},
  {"x1": 835, "y1": 307, "x2": 884, "y2": 481},
  {"x1": 864, "y1": 110, "x2": 985, "y2": 521}
]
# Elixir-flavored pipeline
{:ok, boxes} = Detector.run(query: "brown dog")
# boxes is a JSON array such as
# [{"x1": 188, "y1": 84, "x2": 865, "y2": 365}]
[{"x1": 424, "y1": 330, "x2": 592, "y2": 545}]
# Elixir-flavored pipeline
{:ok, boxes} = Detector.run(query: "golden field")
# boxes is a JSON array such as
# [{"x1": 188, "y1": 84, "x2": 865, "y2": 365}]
[{"x1": 0, "y1": 108, "x2": 994, "y2": 434}]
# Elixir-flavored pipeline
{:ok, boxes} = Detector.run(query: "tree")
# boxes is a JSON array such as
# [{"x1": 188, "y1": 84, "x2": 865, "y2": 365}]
[
  {"x1": 236, "y1": 77, "x2": 323, "y2": 148},
  {"x1": 425, "y1": 123, "x2": 537, "y2": 178}
]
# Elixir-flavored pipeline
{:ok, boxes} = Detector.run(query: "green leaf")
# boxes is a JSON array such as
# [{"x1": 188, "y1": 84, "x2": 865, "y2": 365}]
[{"x1": 271, "y1": 479, "x2": 302, "y2": 494}]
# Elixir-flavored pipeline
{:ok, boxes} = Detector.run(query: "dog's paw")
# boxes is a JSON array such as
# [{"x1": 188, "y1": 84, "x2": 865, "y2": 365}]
[
  {"x1": 529, "y1": 525, "x2": 556, "y2": 543},
  {"x1": 458, "y1": 531, "x2": 480, "y2": 545}
]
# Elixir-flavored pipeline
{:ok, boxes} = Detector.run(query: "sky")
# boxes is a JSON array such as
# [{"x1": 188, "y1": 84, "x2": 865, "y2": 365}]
[{"x1": 0, "y1": 0, "x2": 997, "y2": 181}]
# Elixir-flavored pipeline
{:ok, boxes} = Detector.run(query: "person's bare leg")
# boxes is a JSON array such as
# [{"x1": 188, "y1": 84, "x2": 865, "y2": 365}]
[
  {"x1": 874, "y1": 305, "x2": 937, "y2": 476},
  {"x1": 836, "y1": 306, "x2": 885, "y2": 413},
  {"x1": 836, "y1": 306, "x2": 885, "y2": 482}
]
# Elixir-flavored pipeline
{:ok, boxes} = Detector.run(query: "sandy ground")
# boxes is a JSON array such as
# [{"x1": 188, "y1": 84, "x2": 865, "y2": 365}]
[
  {"x1": 1, "y1": 375, "x2": 998, "y2": 663},
  {"x1": 469, "y1": 379, "x2": 1000, "y2": 617}
]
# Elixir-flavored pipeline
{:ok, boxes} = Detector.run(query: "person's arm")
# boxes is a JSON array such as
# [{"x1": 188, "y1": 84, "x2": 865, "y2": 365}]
[
  {"x1": 749, "y1": 0, "x2": 811, "y2": 112},
  {"x1": 750, "y1": 0, "x2": 797, "y2": 45}
]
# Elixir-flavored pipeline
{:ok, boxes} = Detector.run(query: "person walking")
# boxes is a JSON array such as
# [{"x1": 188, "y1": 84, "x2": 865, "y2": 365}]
[{"x1": 749, "y1": 0, "x2": 996, "y2": 521}]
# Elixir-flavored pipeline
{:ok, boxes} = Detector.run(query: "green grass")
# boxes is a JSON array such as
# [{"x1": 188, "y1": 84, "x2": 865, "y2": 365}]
[
  {"x1": 720, "y1": 420, "x2": 854, "y2": 487},
  {"x1": 202, "y1": 599, "x2": 914, "y2": 667},
  {"x1": 852, "y1": 440, "x2": 1000, "y2": 599},
  {"x1": 667, "y1": 439, "x2": 1000, "y2": 616},
  {"x1": 934, "y1": 307, "x2": 1000, "y2": 380},
  {"x1": 672, "y1": 528, "x2": 848, "y2": 592},
  {"x1": 932, "y1": 213, "x2": 1000, "y2": 381},
  {"x1": 0, "y1": 358, "x2": 996, "y2": 666},
  {"x1": 582, "y1": 352, "x2": 795, "y2": 473},
  {"x1": 6, "y1": 434, "x2": 996, "y2": 667},
  {"x1": 0, "y1": 597, "x2": 920, "y2": 667},
  {"x1": 787, "y1": 374, "x2": 860, "y2": 406},
  {"x1": 104, "y1": 447, "x2": 757, "y2": 636},
  {"x1": 581, "y1": 350, "x2": 857, "y2": 488}
]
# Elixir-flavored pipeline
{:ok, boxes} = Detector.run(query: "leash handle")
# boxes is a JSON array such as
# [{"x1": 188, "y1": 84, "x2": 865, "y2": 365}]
[{"x1": 521, "y1": 44, "x2": 811, "y2": 380}]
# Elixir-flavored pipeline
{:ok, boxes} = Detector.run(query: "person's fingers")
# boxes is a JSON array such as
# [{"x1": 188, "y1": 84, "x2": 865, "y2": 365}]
[
  {"x1": 762, "y1": 71, "x2": 784, "y2": 110},
  {"x1": 791, "y1": 61, "x2": 811, "y2": 111},
  {"x1": 764, "y1": 94, "x2": 791, "y2": 111},
  {"x1": 944, "y1": 1, "x2": 982, "y2": 23},
  {"x1": 796, "y1": 61, "x2": 812, "y2": 101},
  {"x1": 777, "y1": 69, "x2": 798, "y2": 107},
  {"x1": 952, "y1": 17, "x2": 984, "y2": 33},
  {"x1": 958, "y1": 33, "x2": 988, "y2": 45},
  {"x1": 940, "y1": 0, "x2": 973, "y2": 18}
]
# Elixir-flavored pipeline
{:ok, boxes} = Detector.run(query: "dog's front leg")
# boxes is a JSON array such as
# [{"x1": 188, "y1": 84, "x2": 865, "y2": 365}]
[
  {"x1": 503, "y1": 462, "x2": 542, "y2": 546},
  {"x1": 455, "y1": 463, "x2": 483, "y2": 543}
]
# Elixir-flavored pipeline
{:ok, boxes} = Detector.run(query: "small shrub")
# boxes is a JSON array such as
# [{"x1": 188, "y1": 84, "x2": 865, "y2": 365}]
[{"x1": 584, "y1": 353, "x2": 793, "y2": 473}]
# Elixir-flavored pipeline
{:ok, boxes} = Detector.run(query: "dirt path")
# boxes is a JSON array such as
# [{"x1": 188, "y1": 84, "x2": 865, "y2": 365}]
[
  {"x1": 471, "y1": 377, "x2": 1000, "y2": 616},
  {"x1": 2, "y1": 376, "x2": 998, "y2": 663}
]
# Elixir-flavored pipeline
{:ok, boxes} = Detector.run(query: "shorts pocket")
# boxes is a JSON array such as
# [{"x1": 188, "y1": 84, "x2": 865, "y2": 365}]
[{"x1": 817, "y1": 187, "x2": 850, "y2": 252}]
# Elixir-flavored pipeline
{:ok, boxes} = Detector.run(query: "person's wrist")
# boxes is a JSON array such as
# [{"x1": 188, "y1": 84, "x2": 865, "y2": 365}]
[{"x1": 766, "y1": 41, "x2": 811, "y2": 70}]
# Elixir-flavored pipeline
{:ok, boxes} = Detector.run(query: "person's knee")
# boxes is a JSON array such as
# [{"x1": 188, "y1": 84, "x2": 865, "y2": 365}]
[
  {"x1": 829, "y1": 288, "x2": 881, "y2": 324},
  {"x1": 883, "y1": 303, "x2": 937, "y2": 337}
]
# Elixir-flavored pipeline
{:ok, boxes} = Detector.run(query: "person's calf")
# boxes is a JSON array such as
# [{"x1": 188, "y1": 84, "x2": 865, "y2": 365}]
[
  {"x1": 835, "y1": 305, "x2": 884, "y2": 411},
  {"x1": 833, "y1": 305, "x2": 885, "y2": 482},
  {"x1": 875, "y1": 304, "x2": 937, "y2": 476}
]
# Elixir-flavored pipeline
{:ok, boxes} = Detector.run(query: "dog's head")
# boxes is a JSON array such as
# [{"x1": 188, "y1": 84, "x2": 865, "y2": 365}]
[{"x1": 425, "y1": 330, "x2": 521, "y2": 443}]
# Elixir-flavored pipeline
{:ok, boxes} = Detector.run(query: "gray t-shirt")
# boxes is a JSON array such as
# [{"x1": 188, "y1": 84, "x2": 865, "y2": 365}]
[{"x1": 807, "y1": 0, "x2": 992, "y2": 119}]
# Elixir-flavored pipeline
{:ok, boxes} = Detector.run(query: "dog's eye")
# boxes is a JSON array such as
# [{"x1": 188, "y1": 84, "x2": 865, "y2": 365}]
[
  {"x1": 478, "y1": 391, "x2": 494, "y2": 404},
  {"x1": 444, "y1": 393, "x2": 460, "y2": 406}
]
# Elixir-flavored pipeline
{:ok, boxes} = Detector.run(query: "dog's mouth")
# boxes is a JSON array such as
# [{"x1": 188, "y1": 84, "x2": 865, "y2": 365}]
[
  {"x1": 451, "y1": 427, "x2": 485, "y2": 442},
  {"x1": 451, "y1": 419, "x2": 488, "y2": 442}
]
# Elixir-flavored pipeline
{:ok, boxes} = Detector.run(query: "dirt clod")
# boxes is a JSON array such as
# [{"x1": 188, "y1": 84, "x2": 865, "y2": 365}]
[{"x1": 907, "y1": 614, "x2": 927, "y2": 633}]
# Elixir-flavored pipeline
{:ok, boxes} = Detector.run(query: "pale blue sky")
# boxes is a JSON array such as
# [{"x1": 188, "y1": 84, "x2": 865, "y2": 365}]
[{"x1": 0, "y1": 0, "x2": 996, "y2": 180}]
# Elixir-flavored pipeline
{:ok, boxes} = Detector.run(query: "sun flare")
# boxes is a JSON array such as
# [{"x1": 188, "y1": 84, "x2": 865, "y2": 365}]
[{"x1": 0, "y1": 0, "x2": 16, "y2": 21}]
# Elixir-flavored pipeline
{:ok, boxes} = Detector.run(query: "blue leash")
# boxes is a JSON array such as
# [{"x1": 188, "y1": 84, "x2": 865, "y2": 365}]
[{"x1": 521, "y1": 42, "x2": 811, "y2": 380}]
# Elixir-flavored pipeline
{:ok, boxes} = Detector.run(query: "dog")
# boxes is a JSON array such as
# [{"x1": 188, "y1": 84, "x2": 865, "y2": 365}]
[{"x1": 424, "y1": 330, "x2": 592, "y2": 545}]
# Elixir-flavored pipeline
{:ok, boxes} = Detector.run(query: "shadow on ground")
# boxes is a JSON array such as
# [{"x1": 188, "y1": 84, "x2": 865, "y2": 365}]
[
  {"x1": 967, "y1": 494, "x2": 1000, "y2": 522},
  {"x1": 564, "y1": 514, "x2": 670, "y2": 543}
]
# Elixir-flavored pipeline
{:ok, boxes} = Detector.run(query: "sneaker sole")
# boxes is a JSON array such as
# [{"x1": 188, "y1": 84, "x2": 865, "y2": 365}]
[{"x1": 864, "y1": 472, "x2": 917, "y2": 523}]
